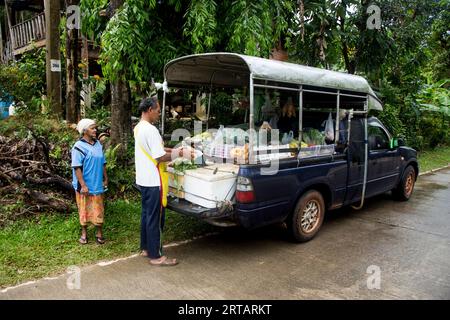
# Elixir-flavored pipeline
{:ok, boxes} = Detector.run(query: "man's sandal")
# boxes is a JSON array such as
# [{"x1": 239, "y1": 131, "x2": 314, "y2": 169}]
[
  {"x1": 149, "y1": 256, "x2": 178, "y2": 267},
  {"x1": 79, "y1": 236, "x2": 88, "y2": 245},
  {"x1": 95, "y1": 236, "x2": 106, "y2": 245}
]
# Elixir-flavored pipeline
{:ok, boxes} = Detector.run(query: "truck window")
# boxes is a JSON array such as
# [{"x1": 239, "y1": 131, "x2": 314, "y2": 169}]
[{"x1": 368, "y1": 125, "x2": 390, "y2": 150}]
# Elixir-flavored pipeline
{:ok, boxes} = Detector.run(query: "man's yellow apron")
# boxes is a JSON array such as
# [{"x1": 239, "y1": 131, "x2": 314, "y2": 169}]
[{"x1": 134, "y1": 127, "x2": 169, "y2": 208}]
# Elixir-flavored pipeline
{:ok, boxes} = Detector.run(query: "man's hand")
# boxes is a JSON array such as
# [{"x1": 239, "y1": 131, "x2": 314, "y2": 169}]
[{"x1": 179, "y1": 147, "x2": 195, "y2": 160}]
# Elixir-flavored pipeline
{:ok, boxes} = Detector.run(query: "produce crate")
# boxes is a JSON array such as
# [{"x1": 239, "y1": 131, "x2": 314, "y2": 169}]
[
  {"x1": 169, "y1": 186, "x2": 185, "y2": 198},
  {"x1": 167, "y1": 168, "x2": 185, "y2": 189}
]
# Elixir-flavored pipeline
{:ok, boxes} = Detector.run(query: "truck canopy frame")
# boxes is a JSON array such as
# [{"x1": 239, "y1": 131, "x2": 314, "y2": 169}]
[{"x1": 164, "y1": 53, "x2": 383, "y2": 112}]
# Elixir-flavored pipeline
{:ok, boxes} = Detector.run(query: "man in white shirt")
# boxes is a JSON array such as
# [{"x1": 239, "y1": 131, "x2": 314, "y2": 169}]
[{"x1": 134, "y1": 96, "x2": 183, "y2": 266}]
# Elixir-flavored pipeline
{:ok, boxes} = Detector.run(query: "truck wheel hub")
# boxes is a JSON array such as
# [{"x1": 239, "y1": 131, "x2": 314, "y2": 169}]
[{"x1": 301, "y1": 200, "x2": 319, "y2": 232}]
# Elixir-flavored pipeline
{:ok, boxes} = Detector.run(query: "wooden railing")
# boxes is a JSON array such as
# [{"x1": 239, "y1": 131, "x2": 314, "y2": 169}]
[{"x1": 11, "y1": 12, "x2": 46, "y2": 50}]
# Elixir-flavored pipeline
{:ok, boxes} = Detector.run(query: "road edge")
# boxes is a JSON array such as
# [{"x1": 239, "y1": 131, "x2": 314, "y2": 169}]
[{"x1": 419, "y1": 164, "x2": 450, "y2": 176}]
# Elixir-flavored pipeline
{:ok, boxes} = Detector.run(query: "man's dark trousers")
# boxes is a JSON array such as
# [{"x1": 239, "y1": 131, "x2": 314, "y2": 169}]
[{"x1": 140, "y1": 186, "x2": 165, "y2": 259}]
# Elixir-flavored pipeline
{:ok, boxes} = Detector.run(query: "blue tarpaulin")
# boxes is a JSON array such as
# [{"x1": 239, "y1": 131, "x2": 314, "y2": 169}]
[{"x1": 0, "y1": 92, "x2": 13, "y2": 119}]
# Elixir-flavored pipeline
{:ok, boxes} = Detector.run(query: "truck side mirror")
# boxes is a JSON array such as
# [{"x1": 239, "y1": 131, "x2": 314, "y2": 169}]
[{"x1": 390, "y1": 138, "x2": 404, "y2": 149}]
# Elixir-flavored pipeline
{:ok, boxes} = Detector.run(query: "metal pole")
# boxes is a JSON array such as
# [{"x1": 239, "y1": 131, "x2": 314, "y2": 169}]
[
  {"x1": 249, "y1": 74, "x2": 254, "y2": 164},
  {"x1": 299, "y1": 85, "x2": 303, "y2": 145},
  {"x1": 206, "y1": 90, "x2": 212, "y2": 130},
  {"x1": 352, "y1": 116, "x2": 368, "y2": 210},
  {"x1": 347, "y1": 109, "x2": 353, "y2": 144},
  {"x1": 161, "y1": 87, "x2": 166, "y2": 136},
  {"x1": 352, "y1": 100, "x2": 368, "y2": 210},
  {"x1": 335, "y1": 90, "x2": 340, "y2": 146}
]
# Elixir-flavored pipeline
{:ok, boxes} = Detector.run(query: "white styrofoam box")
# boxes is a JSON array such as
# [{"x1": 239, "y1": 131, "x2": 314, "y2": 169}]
[
  {"x1": 203, "y1": 163, "x2": 239, "y2": 174},
  {"x1": 183, "y1": 165, "x2": 238, "y2": 208}
]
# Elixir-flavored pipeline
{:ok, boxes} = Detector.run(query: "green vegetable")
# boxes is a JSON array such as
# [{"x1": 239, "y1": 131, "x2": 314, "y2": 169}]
[
  {"x1": 172, "y1": 158, "x2": 198, "y2": 175},
  {"x1": 303, "y1": 129, "x2": 325, "y2": 146}
]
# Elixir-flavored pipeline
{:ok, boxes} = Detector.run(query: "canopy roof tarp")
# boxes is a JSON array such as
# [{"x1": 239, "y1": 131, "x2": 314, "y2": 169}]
[{"x1": 164, "y1": 53, "x2": 382, "y2": 111}]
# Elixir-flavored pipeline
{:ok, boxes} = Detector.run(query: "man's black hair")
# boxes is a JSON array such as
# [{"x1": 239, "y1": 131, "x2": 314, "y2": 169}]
[{"x1": 138, "y1": 96, "x2": 158, "y2": 114}]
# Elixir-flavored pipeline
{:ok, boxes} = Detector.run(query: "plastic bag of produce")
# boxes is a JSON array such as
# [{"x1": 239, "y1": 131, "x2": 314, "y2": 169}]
[
  {"x1": 325, "y1": 112, "x2": 334, "y2": 142},
  {"x1": 281, "y1": 131, "x2": 294, "y2": 144}
]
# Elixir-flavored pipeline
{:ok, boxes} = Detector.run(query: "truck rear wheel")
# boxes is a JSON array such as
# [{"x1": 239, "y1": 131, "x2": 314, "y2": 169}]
[
  {"x1": 392, "y1": 165, "x2": 416, "y2": 201},
  {"x1": 288, "y1": 190, "x2": 325, "y2": 242}
]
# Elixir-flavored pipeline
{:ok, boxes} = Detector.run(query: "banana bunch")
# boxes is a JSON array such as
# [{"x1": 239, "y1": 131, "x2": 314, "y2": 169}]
[{"x1": 289, "y1": 139, "x2": 308, "y2": 148}]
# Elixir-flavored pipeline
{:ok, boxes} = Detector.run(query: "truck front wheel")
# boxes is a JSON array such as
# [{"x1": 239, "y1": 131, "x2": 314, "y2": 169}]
[
  {"x1": 392, "y1": 165, "x2": 416, "y2": 201},
  {"x1": 288, "y1": 190, "x2": 325, "y2": 242}
]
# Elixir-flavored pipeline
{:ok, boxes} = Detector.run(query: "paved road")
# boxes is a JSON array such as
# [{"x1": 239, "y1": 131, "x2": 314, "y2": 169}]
[{"x1": 1, "y1": 168, "x2": 449, "y2": 299}]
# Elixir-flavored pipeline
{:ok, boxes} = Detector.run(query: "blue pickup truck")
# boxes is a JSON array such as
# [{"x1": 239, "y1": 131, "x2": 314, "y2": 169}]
[{"x1": 162, "y1": 53, "x2": 418, "y2": 242}]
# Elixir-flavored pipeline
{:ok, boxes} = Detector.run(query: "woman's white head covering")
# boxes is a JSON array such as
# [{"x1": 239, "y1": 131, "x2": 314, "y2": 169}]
[{"x1": 76, "y1": 119, "x2": 96, "y2": 135}]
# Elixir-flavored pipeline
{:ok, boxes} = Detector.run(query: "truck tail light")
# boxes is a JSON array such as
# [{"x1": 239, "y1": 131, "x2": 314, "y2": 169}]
[{"x1": 236, "y1": 176, "x2": 255, "y2": 203}]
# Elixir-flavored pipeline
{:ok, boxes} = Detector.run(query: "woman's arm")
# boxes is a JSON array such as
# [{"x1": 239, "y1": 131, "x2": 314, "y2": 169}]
[
  {"x1": 103, "y1": 164, "x2": 108, "y2": 189},
  {"x1": 75, "y1": 167, "x2": 89, "y2": 194}
]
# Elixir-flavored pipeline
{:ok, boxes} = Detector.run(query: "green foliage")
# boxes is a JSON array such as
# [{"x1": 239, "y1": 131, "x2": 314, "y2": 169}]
[
  {"x1": 375, "y1": 103, "x2": 406, "y2": 138},
  {"x1": 97, "y1": 0, "x2": 185, "y2": 82},
  {"x1": 416, "y1": 79, "x2": 450, "y2": 116},
  {"x1": 85, "y1": 105, "x2": 111, "y2": 129},
  {"x1": 414, "y1": 80, "x2": 450, "y2": 148},
  {"x1": 104, "y1": 144, "x2": 122, "y2": 172},
  {"x1": 0, "y1": 48, "x2": 46, "y2": 111},
  {"x1": 427, "y1": 0, "x2": 450, "y2": 81},
  {"x1": 225, "y1": 0, "x2": 273, "y2": 56},
  {"x1": 80, "y1": 0, "x2": 109, "y2": 42},
  {"x1": 208, "y1": 91, "x2": 234, "y2": 126},
  {"x1": 183, "y1": 0, "x2": 295, "y2": 57},
  {"x1": 376, "y1": 77, "x2": 450, "y2": 150},
  {"x1": 184, "y1": 0, "x2": 218, "y2": 53},
  {"x1": 103, "y1": 142, "x2": 136, "y2": 197}
]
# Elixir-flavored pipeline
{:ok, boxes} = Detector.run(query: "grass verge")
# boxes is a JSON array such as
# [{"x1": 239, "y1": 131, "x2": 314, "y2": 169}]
[
  {"x1": 0, "y1": 198, "x2": 217, "y2": 288},
  {"x1": 417, "y1": 145, "x2": 450, "y2": 173}
]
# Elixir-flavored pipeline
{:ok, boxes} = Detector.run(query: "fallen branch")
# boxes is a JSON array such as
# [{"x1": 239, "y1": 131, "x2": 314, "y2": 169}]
[{"x1": 26, "y1": 190, "x2": 71, "y2": 213}]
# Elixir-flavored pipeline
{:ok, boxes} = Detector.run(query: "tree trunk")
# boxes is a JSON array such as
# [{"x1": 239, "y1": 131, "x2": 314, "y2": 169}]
[
  {"x1": 110, "y1": 78, "x2": 131, "y2": 159},
  {"x1": 65, "y1": 0, "x2": 81, "y2": 123},
  {"x1": 44, "y1": 0, "x2": 63, "y2": 116},
  {"x1": 0, "y1": 18, "x2": 4, "y2": 64},
  {"x1": 270, "y1": 39, "x2": 288, "y2": 61},
  {"x1": 80, "y1": 35, "x2": 90, "y2": 118},
  {"x1": 108, "y1": 0, "x2": 130, "y2": 160}
]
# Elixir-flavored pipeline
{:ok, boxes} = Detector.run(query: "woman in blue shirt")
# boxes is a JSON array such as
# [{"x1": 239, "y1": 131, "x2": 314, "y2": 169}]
[{"x1": 71, "y1": 119, "x2": 108, "y2": 245}]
